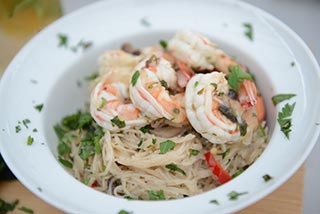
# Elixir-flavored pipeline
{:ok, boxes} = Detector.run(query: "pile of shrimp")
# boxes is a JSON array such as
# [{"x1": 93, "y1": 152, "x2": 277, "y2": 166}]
[{"x1": 69, "y1": 31, "x2": 268, "y2": 200}]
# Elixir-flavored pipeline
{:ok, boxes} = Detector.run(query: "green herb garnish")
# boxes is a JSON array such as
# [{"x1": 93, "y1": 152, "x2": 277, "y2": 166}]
[
  {"x1": 159, "y1": 40, "x2": 167, "y2": 49},
  {"x1": 210, "y1": 199, "x2": 219, "y2": 205},
  {"x1": 152, "y1": 138, "x2": 157, "y2": 144},
  {"x1": 131, "y1": 70, "x2": 140, "y2": 86},
  {"x1": 194, "y1": 81, "x2": 199, "y2": 88},
  {"x1": 32, "y1": 128, "x2": 37, "y2": 132},
  {"x1": 222, "y1": 148, "x2": 231, "y2": 159},
  {"x1": 189, "y1": 149, "x2": 199, "y2": 156},
  {"x1": 58, "y1": 142, "x2": 71, "y2": 156},
  {"x1": 239, "y1": 121, "x2": 248, "y2": 136},
  {"x1": 15, "y1": 125, "x2": 21, "y2": 133},
  {"x1": 54, "y1": 124, "x2": 65, "y2": 140},
  {"x1": 58, "y1": 157, "x2": 73, "y2": 168},
  {"x1": 111, "y1": 115, "x2": 126, "y2": 128},
  {"x1": 272, "y1": 94, "x2": 296, "y2": 105},
  {"x1": 34, "y1": 103, "x2": 44, "y2": 112},
  {"x1": 232, "y1": 169, "x2": 244, "y2": 178},
  {"x1": 58, "y1": 33, "x2": 68, "y2": 47},
  {"x1": 147, "y1": 190, "x2": 165, "y2": 200},
  {"x1": 27, "y1": 136, "x2": 33, "y2": 145},
  {"x1": 197, "y1": 88, "x2": 204, "y2": 95},
  {"x1": 243, "y1": 23, "x2": 253, "y2": 41},
  {"x1": 291, "y1": 62, "x2": 295, "y2": 67},
  {"x1": 79, "y1": 140, "x2": 96, "y2": 159},
  {"x1": 22, "y1": 119, "x2": 31, "y2": 129},
  {"x1": 99, "y1": 97, "x2": 107, "y2": 109},
  {"x1": 228, "y1": 191, "x2": 248, "y2": 200},
  {"x1": 278, "y1": 102, "x2": 295, "y2": 138},
  {"x1": 159, "y1": 140, "x2": 176, "y2": 154},
  {"x1": 118, "y1": 210, "x2": 133, "y2": 214},
  {"x1": 263, "y1": 174, "x2": 273, "y2": 182},
  {"x1": 18, "y1": 206, "x2": 34, "y2": 214},
  {"x1": 0, "y1": 199, "x2": 19, "y2": 213},
  {"x1": 228, "y1": 65, "x2": 252, "y2": 92},
  {"x1": 211, "y1": 83, "x2": 218, "y2": 89},
  {"x1": 165, "y1": 164, "x2": 186, "y2": 175},
  {"x1": 85, "y1": 72, "x2": 99, "y2": 81},
  {"x1": 160, "y1": 80, "x2": 168, "y2": 90},
  {"x1": 139, "y1": 125, "x2": 151, "y2": 134}
]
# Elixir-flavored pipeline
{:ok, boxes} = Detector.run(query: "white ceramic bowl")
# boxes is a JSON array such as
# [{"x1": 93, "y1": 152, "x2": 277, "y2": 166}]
[{"x1": 1, "y1": 0, "x2": 319, "y2": 213}]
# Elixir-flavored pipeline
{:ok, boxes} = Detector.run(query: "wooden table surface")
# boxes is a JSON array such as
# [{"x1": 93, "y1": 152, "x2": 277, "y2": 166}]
[{"x1": 0, "y1": 167, "x2": 304, "y2": 214}]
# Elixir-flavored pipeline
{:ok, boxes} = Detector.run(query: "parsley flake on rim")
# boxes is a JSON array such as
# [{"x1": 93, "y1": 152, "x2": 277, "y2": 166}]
[
  {"x1": 159, "y1": 40, "x2": 168, "y2": 50},
  {"x1": 131, "y1": 70, "x2": 140, "y2": 86},
  {"x1": 272, "y1": 94, "x2": 296, "y2": 105},
  {"x1": 58, "y1": 33, "x2": 68, "y2": 47},
  {"x1": 111, "y1": 116, "x2": 126, "y2": 128},
  {"x1": 22, "y1": 119, "x2": 31, "y2": 129},
  {"x1": 228, "y1": 65, "x2": 252, "y2": 92},
  {"x1": 27, "y1": 136, "x2": 34, "y2": 145},
  {"x1": 159, "y1": 140, "x2": 176, "y2": 154},
  {"x1": 243, "y1": 22, "x2": 253, "y2": 41},
  {"x1": 278, "y1": 102, "x2": 295, "y2": 139},
  {"x1": 263, "y1": 174, "x2": 273, "y2": 182},
  {"x1": 34, "y1": 103, "x2": 44, "y2": 112},
  {"x1": 118, "y1": 210, "x2": 133, "y2": 214},
  {"x1": 15, "y1": 125, "x2": 21, "y2": 133},
  {"x1": 85, "y1": 72, "x2": 99, "y2": 81},
  {"x1": 228, "y1": 191, "x2": 248, "y2": 200},
  {"x1": 210, "y1": 199, "x2": 219, "y2": 205}
]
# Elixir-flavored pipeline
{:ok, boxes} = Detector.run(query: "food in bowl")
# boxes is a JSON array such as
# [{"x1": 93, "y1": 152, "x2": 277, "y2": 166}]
[{"x1": 54, "y1": 30, "x2": 268, "y2": 200}]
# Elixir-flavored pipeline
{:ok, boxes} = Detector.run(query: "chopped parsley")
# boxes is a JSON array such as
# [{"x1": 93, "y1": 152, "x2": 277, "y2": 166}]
[
  {"x1": 58, "y1": 33, "x2": 68, "y2": 47},
  {"x1": 111, "y1": 116, "x2": 126, "y2": 128},
  {"x1": 137, "y1": 139, "x2": 143, "y2": 149},
  {"x1": 139, "y1": 125, "x2": 151, "y2": 134},
  {"x1": 211, "y1": 82, "x2": 218, "y2": 89},
  {"x1": 58, "y1": 158, "x2": 73, "y2": 168},
  {"x1": 27, "y1": 136, "x2": 34, "y2": 145},
  {"x1": 131, "y1": 70, "x2": 140, "y2": 86},
  {"x1": 147, "y1": 190, "x2": 165, "y2": 200},
  {"x1": 159, "y1": 40, "x2": 168, "y2": 49},
  {"x1": 159, "y1": 140, "x2": 176, "y2": 154},
  {"x1": 58, "y1": 142, "x2": 71, "y2": 156},
  {"x1": 239, "y1": 121, "x2": 248, "y2": 136},
  {"x1": 272, "y1": 94, "x2": 296, "y2": 105},
  {"x1": 189, "y1": 149, "x2": 199, "y2": 156},
  {"x1": 228, "y1": 65, "x2": 252, "y2": 92},
  {"x1": 99, "y1": 97, "x2": 107, "y2": 109},
  {"x1": 277, "y1": 102, "x2": 295, "y2": 138},
  {"x1": 34, "y1": 103, "x2": 44, "y2": 112},
  {"x1": 263, "y1": 174, "x2": 273, "y2": 182},
  {"x1": 140, "y1": 17, "x2": 151, "y2": 27},
  {"x1": 210, "y1": 199, "x2": 219, "y2": 205},
  {"x1": 0, "y1": 199, "x2": 19, "y2": 213},
  {"x1": 172, "y1": 108, "x2": 180, "y2": 114},
  {"x1": 243, "y1": 23, "x2": 253, "y2": 41},
  {"x1": 165, "y1": 164, "x2": 186, "y2": 175},
  {"x1": 228, "y1": 191, "x2": 248, "y2": 200},
  {"x1": 231, "y1": 168, "x2": 244, "y2": 178},
  {"x1": 222, "y1": 148, "x2": 230, "y2": 159},
  {"x1": 85, "y1": 72, "x2": 99, "y2": 81},
  {"x1": 118, "y1": 210, "x2": 133, "y2": 214},
  {"x1": 160, "y1": 80, "x2": 168, "y2": 90},
  {"x1": 15, "y1": 125, "x2": 21, "y2": 133},
  {"x1": 194, "y1": 81, "x2": 199, "y2": 88},
  {"x1": 22, "y1": 119, "x2": 31, "y2": 129},
  {"x1": 291, "y1": 62, "x2": 295, "y2": 67},
  {"x1": 32, "y1": 128, "x2": 37, "y2": 132},
  {"x1": 18, "y1": 206, "x2": 34, "y2": 214},
  {"x1": 197, "y1": 88, "x2": 204, "y2": 95},
  {"x1": 152, "y1": 138, "x2": 157, "y2": 144}
]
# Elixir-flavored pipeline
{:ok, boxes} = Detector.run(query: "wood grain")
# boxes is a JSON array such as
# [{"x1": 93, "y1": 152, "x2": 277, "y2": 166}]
[{"x1": 0, "y1": 167, "x2": 304, "y2": 214}]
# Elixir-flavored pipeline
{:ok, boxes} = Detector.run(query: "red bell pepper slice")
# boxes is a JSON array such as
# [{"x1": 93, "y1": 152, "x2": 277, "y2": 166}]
[{"x1": 204, "y1": 151, "x2": 232, "y2": 184}]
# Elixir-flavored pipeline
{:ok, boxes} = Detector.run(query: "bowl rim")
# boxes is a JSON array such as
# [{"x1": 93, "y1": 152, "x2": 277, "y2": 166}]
[{"x1": 0, "y1": 0, "x2": 319, "y2": 213}]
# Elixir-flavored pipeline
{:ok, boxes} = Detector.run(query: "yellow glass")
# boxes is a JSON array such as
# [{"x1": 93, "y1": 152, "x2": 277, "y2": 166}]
[{"x1": 0, "y1": 0, "x2": 62, "y2": 74}]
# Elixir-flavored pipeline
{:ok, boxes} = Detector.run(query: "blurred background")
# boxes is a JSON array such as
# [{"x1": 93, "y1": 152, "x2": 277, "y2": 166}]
[{"x1": 0, "y1": 0, "x2": 319, "y2": 213}]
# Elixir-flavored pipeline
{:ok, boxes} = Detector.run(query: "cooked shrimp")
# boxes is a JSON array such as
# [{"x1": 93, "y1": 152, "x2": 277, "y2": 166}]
[
  {"x1": 185, "y1": 72, "x2": 241, "y2": 144},
  {"x1": 91, "y1": 71, "x2": 147, "y2": 131},
  {"x1": 129, "y1": 54, "x2": 187, "y2": 124},
  {"x1": 168, "y1": 30, "x2": 217, "y2": 70},
  {"x1": 98, "y1": 50, "x2": 142, "y2": 76}
]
